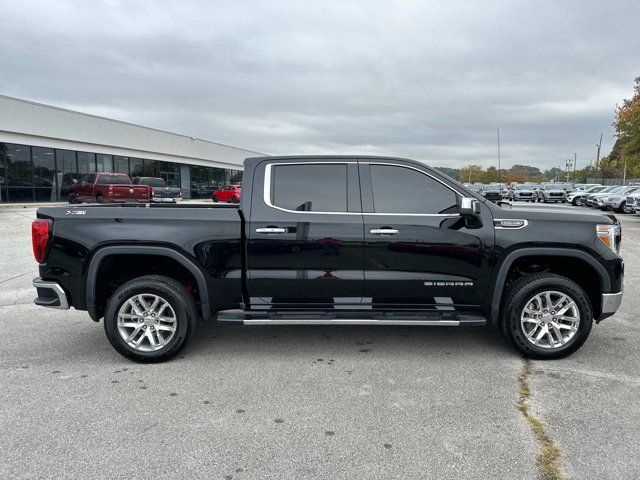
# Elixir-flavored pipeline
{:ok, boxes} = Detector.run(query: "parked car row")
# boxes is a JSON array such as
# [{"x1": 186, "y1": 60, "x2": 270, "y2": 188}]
[{"x1": 581, "y1": 184, "x2": 640, "y2": 213}]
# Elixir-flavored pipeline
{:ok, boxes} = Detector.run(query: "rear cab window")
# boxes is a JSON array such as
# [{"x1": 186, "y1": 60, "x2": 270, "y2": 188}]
[
  {"x1": 268, "y1": 163, "x2": 349, "y2": 212},
  {"x1": 97, "y1": 174, "x2": 132, "y2": 185}
]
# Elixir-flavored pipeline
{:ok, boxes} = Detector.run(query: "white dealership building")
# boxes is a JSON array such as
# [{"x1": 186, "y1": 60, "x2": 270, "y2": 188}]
[{"x1": 0, "y1": 95, "x2": 263, "y2": 202}]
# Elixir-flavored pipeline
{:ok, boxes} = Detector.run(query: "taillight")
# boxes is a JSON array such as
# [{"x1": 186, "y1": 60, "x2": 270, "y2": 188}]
[
  {"x1": 109, "y1": 184, "x2": 113, "y2": 194},
  {"x1": 32, "y1": 219, "x2": 51, "y2": 264},
  {"x1": 151, "y1": 187, "x2": 155, "y2": 196}
]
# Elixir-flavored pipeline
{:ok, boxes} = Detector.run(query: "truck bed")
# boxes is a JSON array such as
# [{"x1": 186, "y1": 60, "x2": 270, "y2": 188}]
[{"x1": 36, "y1": 203, "x2": 244, "y2": 316}]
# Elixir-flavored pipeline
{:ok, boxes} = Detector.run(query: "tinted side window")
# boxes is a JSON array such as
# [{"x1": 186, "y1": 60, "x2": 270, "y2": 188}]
[
  {"x1": 86, "y1": 174, "x2": 96, "y2": 184},
  {"x1": 370, "y1": 165, "x2": 457, "y2": 214},
  {"x1": 271, "y1": 164, "x2": 348, "y2": 212}
]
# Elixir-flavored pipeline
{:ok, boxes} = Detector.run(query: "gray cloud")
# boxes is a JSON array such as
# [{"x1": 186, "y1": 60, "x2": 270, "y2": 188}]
[{"x1": 1, "y1": 0, "x2": 638, "y2": 169}]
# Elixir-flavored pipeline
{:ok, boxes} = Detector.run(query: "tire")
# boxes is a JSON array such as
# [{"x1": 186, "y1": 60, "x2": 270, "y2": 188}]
[
  {"x1": 499, "y1": 273, "x2": 592, "y2": 359},
  {"x1": 617, "y1": 202, "x2": 626, "y2": 214},
  {"x1": 68, "y1": 193, "x2": 78, "y2": 204},
  {"x1": 103, "y1": 275, "x2": 198, "y2": 362},
  {"x1": 212, "y1": 195, "x2": 219, "y2": 203},
  {"x1": 96, "y1": 195, "x2": 104, "y2": 204},
  {"x1": 231, "y1": 196, "x2": 239, "y2": 204}
]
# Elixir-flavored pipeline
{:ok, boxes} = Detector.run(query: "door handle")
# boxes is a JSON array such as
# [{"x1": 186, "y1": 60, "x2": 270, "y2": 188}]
[
  {"x1": 256, "y1": 227, "x2": 286, "y2": 234},
  {"x1": 370, "y1": 228, "x2": 400, "y2": 235}
]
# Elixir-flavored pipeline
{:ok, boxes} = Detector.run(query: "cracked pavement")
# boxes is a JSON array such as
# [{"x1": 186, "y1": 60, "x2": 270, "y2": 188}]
[{"x1": 0, "y1": 204, "x2": 638, "y2": 479}]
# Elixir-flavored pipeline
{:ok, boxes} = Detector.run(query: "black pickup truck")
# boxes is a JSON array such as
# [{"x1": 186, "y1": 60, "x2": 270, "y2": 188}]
[{"x1": 31, "y1": 156, "x2": 624, "y2": 362}]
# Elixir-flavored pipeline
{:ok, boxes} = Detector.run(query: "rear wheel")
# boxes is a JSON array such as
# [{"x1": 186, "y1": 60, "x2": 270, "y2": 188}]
[
  {"x1": 231, "y1": 195, "x2": 239, "y2": 204},
  {"x1": 617, "y1": 201, "x2": 627, "y2": 213},
  {"x1": 500, "y1": 273, "x2": 592, "y2": 359},
  {"x1": 103, "y1": 275, "x2": 198, "y2": 362},
  {"x1": 96, "y1": 195, "x2": 104, "y2": 204},
  {"x1": 212, "y1": 195, "x2": 219, "y2": 203}
]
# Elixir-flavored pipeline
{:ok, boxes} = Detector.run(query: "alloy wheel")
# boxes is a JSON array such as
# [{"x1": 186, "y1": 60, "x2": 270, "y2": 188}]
[
  {"x1": 117, "y1": 293, "x2": 177, "y2": 352},
  {"x1": 520, "y1": 290, "x2": 580, "y2": 349}
]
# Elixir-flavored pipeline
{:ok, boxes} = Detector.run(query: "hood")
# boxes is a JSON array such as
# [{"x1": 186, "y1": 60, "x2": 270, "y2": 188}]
[{"x1": 495, "y1": 204, "x2": 618, "y2": 224}]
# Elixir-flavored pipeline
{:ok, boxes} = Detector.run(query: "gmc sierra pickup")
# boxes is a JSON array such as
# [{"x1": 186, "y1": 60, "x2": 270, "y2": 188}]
[{"x1": 31, "y1": 156, "x2": 624, "y2": 362}]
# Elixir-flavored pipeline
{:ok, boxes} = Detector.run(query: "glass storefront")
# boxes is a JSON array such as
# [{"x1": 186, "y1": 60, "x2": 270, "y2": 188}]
[
  {"x1": 0, "y1": 142, "x2": 243, "y2": 203},
  {"x1": 189, "y1": 165, "x2": 233, "y2": 199}
]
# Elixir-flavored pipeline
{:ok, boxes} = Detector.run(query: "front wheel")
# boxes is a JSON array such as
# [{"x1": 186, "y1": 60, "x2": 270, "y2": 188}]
[
  {"x1": 231, "y1": 196, "x2": 239, "y2": 204},
  {"x1": 499, "y1": 273, "x2": 592, "y2": 359},
  {"x1": 212, "y1": 195, "x2": 219, "y2": 203},
  {"x1": 103, "y1": 275, "x2": 198, "y2": 362}
]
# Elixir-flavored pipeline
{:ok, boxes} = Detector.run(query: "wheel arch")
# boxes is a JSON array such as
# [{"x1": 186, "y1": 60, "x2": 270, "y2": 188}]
[
  {"x1": 85, "y1": 245, "x2": 211, "y2": 322},
  {"x1": 490, "y1": 248, "x2": 611, "y2": 325}
]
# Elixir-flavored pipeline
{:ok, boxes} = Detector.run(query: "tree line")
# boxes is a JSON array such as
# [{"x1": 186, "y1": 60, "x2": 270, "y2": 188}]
[
  {"x1": 436, "y1": 76, "x2": 640, "y2": 184},
  {"x1": 436, "y1": 165, "x2": 567, "y2": 184}
]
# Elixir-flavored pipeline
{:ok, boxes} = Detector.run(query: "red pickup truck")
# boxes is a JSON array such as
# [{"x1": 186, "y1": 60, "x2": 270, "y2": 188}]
[{"x1": 69, "y1": 173, "x2": 150, "y2": 204}]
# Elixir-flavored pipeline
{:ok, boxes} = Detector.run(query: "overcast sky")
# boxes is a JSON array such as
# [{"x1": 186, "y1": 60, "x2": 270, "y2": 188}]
[{"x1": 1, "y1": 0, "x2": 638, "y2": 170}]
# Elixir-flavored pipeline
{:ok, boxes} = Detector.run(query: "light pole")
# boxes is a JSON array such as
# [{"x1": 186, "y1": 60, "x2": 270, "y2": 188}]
[
  {"x1": 595, "y1": 132, "x2": 603, "y2": 182},
  {"x1": 497, "y1": 128, "x2": 501, "y2": 183}
]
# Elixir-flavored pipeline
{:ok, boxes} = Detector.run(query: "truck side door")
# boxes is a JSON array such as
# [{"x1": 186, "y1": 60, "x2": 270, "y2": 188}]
[
  {"x1": 75, "y1": 173, "x2": 95, "y2": 202},
  {"x1": 360, "y1": 161, "x2": 493, "y2": 310},
  {"x1": 246, "y1": 159, "x2": 364, "y2": 309}
]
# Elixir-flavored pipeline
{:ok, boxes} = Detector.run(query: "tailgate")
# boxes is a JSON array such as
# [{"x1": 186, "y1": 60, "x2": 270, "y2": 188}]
[{"x1": 112, "y1": 185, "x2": 149, "y2": 199}]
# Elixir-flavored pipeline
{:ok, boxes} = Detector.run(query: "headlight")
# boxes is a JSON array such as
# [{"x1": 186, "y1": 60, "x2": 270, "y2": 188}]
[{"x1": 597, "y1": 224, "x2": 621, "y2": 253}]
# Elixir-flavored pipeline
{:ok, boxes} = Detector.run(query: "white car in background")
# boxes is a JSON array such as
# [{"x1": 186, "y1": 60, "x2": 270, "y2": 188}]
[
  {"x1": 585, "y1": 185, "x2": 624, "y2": 207},
  {"x1": 567, "y1": 185, "x2": 606, "y2": 206},
  {"x1": 575, "y1": 183, "x2": 602, "y2": 191},
  {"x1": 510, "y1": 183, "x2": 538, "y2": 202},
  {"x1": 624, "y1": 191, "x2": 640, "y2": 213},
  {"x1": 602, "y1": 186, "x2": 640, "y2": 212}
]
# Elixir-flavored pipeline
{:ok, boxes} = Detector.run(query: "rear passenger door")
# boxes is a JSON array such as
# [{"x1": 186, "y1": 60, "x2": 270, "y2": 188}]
[
  {"x1": 360, "y1": 161, "x2": 493, "y2": 310},
  {"x1": 246, "y1": 160, "x2": 364, "y2": 309}
]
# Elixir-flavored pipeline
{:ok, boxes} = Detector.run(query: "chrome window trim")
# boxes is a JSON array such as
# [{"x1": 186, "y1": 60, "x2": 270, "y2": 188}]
[
  {"x1": 263, "y1": 162, "x2": 361, "y2": 215},
  {"x1": 263, "y1": 161, "x2": 462, "y2": 217}
]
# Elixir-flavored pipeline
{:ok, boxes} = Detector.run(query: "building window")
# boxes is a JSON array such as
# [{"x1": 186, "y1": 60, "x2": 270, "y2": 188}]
[
  {"x1": 3, "y1": 143, "x2": 33, "y2": 202},
  {"x1": 55, "y1": 149, "x2": 77, "y2": 201},
  {"x1": 96, "y1": 154, "x2": 112, "y2": 172},
  {"x1": 230, "y1": 169, "x2": 243, "y2": 183},
  {"x1": 77, "y1": 152, "x2": 97, "y2": 174},
  {"x1": 114, "y1": 156, "x2": 129, "y2": 174},
  {"x1": 130, "y1": 157, "x2": 144, "y2": 178},
  {"x1": 142, "y1": 159, "x2": 158, "y2": 177},
  {"x1": 33, "y1": 147, "x2": 57, "y2": 201}
]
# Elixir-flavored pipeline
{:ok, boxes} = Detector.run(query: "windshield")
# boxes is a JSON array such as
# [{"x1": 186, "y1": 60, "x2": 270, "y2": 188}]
[
  {"x1": 586, "y1": 186, "x2": 604, "y2": 192},
  {"x1": 515, "y1": 184, "x2": 533, "y2": 190}
]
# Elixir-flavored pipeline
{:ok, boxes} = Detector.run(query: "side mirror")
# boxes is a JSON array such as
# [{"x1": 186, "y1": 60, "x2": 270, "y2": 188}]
[
  {"x1": 460, "y1": 197, "x2": 481, "y2": 216},
  {"x1": 459, "y1": 197, "x2": 483, "y2": 228}
]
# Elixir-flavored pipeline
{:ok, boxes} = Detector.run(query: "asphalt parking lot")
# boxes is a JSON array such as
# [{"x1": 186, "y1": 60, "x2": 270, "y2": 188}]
[{"x1": 1, "y1": 202, "x2": 638, "y2": 480}]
